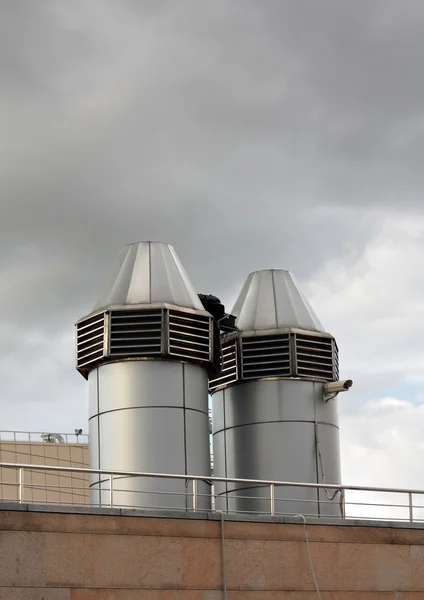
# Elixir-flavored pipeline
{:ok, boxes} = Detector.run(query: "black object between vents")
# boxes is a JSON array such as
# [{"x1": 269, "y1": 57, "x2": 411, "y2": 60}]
[
  {"x1": 198, "y1": 294, "x2": 237, "y2": 333},
  {"x1": 198, "y1": 293, "x2": 237, "y2": 380}
]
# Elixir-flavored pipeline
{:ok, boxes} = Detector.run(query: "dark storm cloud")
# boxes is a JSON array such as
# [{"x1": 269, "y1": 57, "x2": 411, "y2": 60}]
[{"x1": 2, "y1": 0, "x2": 424, "y2": 427}]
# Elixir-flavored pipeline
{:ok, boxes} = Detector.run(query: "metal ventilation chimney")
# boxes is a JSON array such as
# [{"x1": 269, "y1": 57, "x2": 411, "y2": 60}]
[
  {"x1": 210, "y1": 269, "x2": 347, "y2": 517},
  {"x1": 76, "y1": 242, "x2": 218, "y2": 510}
]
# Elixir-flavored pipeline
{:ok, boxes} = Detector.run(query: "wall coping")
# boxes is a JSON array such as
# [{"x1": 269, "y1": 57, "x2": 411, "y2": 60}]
[{"x1": 1, "y1": 502, "x2": 424, "y2": 530}]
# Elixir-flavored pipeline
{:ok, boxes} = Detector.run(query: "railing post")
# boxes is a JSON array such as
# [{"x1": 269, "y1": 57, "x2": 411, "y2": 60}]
[
  {"x1": 270, "y1": 483, "x2": 275, "y2": 516},
  {"x1": 192, "y1": 479, "x2": 198, "y2": 512},
  {"x1": 409, "y1": 492, "x2": 413, "y2": 522},
  {"x1": 340, "y1": 488, "x2": 346, "y2": 519},
  {"x1": 109, "y1": 474, "x2": 113, "y2": 508},
  {"x1": 18, "y1": 468, "x2": 23, "y2": 503}
]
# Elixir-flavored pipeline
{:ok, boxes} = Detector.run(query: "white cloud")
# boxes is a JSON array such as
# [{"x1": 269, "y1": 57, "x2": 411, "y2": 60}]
[
  {"x1": 305, "y1": 221, "x2": 424, "y2": 516},
  {"x1": 340, "y1": 396, "x2": 424, "y2": 521},
  {"x1": 307, "y1": 213, "x2": 424, "y2": 381},
  {"x1": 341, "y1": 396, "x2": 424, "y2": 486}
]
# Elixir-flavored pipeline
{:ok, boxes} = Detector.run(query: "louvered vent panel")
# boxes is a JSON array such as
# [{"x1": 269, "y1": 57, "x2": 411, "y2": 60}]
[
  {"x1": 241, "y1": 335, "x2": 291, "y2": 380},
  {"x1": 109, "y1": 310, "x2": 163, "y2": 356},
  {"x1": 76, "y1": 313, "x2": 105, "y2": 370},
  {"x1": 168, "y1": 310, "x2": 211, "y2": 363},
  {"x1": 295, "y1": 334, "x2": 335, "y2": 381},
  {"x1": 333, "y1": 341, "x2": 339, "y2": 381},
  {"x1": 209, "y1": 340, "x2": 238, "y2": 393}
]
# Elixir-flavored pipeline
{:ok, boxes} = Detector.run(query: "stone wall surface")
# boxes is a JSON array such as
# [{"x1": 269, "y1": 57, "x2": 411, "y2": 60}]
[{"x1": 1, "y1": 507, "x2": 424, "y2": 598}]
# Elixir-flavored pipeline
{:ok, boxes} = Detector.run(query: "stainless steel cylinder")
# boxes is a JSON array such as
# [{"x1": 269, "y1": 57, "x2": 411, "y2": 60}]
[
  {"x1": 89, "y1": 361, "x2": 211, "y2": 510},
  {"x1": 212, "y1": 379, "x2": 341, "y2": 516},
  {"x1": 210, "y1": 269, "x2": 345, "y2": 517}
]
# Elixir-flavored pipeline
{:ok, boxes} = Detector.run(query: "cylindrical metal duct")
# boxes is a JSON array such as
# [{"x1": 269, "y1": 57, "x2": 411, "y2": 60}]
[
  {"x1": 209, "y1": 269, "x2": 343, "y2": 517},
  {"x1": 76, "y1": 241, "x2": 218, "y2": 510}
]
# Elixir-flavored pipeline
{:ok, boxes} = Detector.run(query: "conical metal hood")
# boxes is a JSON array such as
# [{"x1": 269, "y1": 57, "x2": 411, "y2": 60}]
[
  {"x1": 93, "y1": 241, "x2": 204, "y2": 311},
  {"x1": 232, "y1": 269, "x2": 324, "y2": 332},
  {"x1": 76, "y1": 241, "x2": 218, "y2": 378}
]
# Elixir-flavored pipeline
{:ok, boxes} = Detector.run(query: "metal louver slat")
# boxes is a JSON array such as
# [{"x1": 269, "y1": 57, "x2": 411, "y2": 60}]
[
  {"x1": 78, "y1": 325, "x2": 104, "y2": 340},
  {"x1": 76, "y1": 314, "x2": 105, "y2": 370},
  {"x1": 109, "y1": 309, "x2": 163, "y2": 356},
  {"x1": 296, "y1": 345, "x2": 333, "y2": 355},
  {"x1": 168, "y1": 310, "x2": 211, "y2": 363},
  {"x1": 295, "y1": 334, "x2": 336, "y2": 381},
  {"x1": 334, "y1": 341, "x2": 339, "y2": 380},
  {"x1": 209, "y1": 340, "x2": 238, "y2": 392},
  {"x1": 243, "y1": 350, "x2": 290, "y2": 362},
  {"x1": 241, "y1": 335, "x2": 290, "y2": 380}
]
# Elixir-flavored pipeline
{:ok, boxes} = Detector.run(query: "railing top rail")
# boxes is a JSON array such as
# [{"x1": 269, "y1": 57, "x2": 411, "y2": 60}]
[
  {"x1": 0, "y1": 430, "x2": 86, "y2": 436},
  {"x1": 1, "y1": 462, "x2": 423, "y2": 497}
]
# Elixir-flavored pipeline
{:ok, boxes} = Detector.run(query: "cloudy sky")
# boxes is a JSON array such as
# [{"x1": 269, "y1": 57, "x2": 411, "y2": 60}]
[{"x1": 2, "y1": 1, "x2": 424, "y2": 497}]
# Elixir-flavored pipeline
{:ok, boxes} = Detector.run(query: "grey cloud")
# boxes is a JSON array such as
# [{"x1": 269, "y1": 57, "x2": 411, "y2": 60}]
[{"x1": 1, "y1": 0, "x2": 424, "y2": 429}]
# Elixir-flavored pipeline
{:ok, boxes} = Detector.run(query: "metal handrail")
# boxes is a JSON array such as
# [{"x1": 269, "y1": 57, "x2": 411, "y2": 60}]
[
  {"x1": 0, "y1": 462, "x2": 422, "y2": 495},
  {"x1": 1, "y1": 462, "x2": 423, "y2": 523}
]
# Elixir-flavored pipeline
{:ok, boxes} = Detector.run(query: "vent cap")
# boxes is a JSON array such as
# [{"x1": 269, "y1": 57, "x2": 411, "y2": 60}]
[
  {"x1": 93, "y1": 241, "x2": 203, "y2": 312},
  {"x1": 233, "y1": 269, "x2": 324, "y2": 332},
  {"x1": 76, "y1": 241, "x2": 220, "y2": 378},
  {"x1": 209, "y1": 268, "x2": 339, "y2": 393}
]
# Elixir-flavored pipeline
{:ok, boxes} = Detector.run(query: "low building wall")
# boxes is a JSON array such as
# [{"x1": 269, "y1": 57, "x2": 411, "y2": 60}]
[
  {"x1": 0, "y1": 441, "x2": 89, "y2": 505},
  {"x1": 0, "y1": 505, "x2": 424, "y2": 598}
]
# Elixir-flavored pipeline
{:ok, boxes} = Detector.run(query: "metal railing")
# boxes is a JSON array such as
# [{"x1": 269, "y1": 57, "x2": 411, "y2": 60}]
[
  {"x1": 1, "y1": 462, "x2": 424, "y2": 523},
  {"x1": 0, "y1": 430, "x2": 88, "y2": 444}
]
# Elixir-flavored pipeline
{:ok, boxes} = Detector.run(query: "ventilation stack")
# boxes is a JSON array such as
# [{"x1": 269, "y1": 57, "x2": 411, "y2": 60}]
[
  {"x1": 210, "y1": 269, "x2": 345, "y2": 517},
  {"x1": 76, "y1": 242, "x2": 219, "y2": 510}
]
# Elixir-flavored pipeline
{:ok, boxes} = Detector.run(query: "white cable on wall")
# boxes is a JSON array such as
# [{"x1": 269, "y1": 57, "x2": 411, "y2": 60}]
[
  {"x1": 295, "y1": 514, "x2": 322, "y2": 600},
  {"x1": 219, "y1": 511, "x2": 320, "y2": 599}
]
